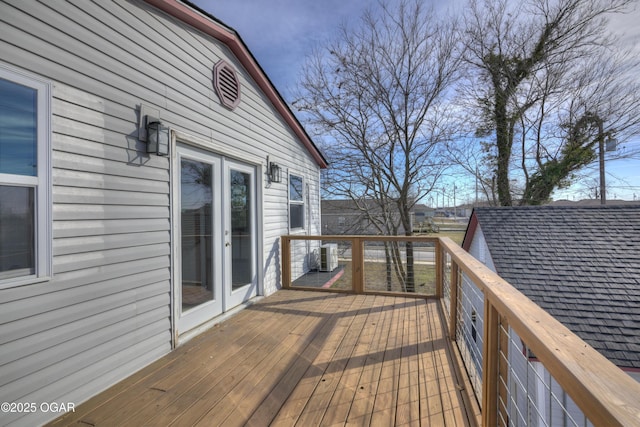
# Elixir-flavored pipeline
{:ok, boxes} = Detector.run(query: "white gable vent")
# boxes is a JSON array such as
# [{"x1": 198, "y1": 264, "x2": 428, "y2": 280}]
[{"x1": 213, "y1": 60, "x2": 241, "y2": 110}]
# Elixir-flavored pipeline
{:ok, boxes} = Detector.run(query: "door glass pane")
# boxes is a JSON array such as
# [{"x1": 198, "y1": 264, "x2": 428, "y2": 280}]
[
  {"x1": 0, "y1": 78, "x2": 37, "y2": 176},
  {"x1": 0, "y1": 185, "x2": 35, "y2": 279},
  {"x1": 230, "y1": 170, "x2": 252, "y2": 289},
  {"x1": 181, "y1": 159, "x2": 213, "y2": 312}
]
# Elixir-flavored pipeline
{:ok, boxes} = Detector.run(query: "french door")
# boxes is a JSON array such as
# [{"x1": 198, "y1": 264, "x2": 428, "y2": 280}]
[{"x1": 175, "y1": 145, "x2": 257, "y2": 334}]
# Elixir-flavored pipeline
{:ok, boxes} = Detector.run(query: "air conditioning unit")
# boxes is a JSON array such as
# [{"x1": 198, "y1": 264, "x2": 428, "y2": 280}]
[{"x1": 319, "y1": 244, "x2": 338, "y2": 272}]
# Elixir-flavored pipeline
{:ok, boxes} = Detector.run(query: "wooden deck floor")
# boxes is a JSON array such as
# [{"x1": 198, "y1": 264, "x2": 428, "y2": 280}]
[{"x1": 50, "y1": 290, "x2": 474, "y2": 427}]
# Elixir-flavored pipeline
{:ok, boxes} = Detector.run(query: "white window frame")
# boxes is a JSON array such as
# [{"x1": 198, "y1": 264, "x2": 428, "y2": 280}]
[
  {"x1": 0, "y1": 63, "x2": 52, "y2": 289},
  {"x1": 288, "y1": 173, "x2": 305, "y2": 231}
]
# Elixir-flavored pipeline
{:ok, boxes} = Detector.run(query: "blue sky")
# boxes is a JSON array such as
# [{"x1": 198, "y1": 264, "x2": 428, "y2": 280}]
[
  {"x1": 192, "y1": 0, "x2": 640, "y2": 202},
  {"x1": 193, "y1": 0, "x2": 375, "y2": 100}
]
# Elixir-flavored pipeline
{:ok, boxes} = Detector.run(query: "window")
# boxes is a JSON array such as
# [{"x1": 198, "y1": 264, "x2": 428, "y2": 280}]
[
  {"x1": 0, "y1": 64, "x2": 51, "y2": 287},
  {"x1": 289, "y1": 174, "x2": 304, "y2": 230}
]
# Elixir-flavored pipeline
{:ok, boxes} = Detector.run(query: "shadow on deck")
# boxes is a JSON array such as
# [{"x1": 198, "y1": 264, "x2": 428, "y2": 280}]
[
  {"x1": 291, "y1": 266, "x2": 346, "y2": 289},
  {"x1": 50, "y1": 290, "x2": 476, "y2": 426}
]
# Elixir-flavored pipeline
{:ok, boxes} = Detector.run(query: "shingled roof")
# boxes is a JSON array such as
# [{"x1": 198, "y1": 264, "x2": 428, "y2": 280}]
[{"x1": 463, "y1": 205, "x2": 640, "y2": 369}]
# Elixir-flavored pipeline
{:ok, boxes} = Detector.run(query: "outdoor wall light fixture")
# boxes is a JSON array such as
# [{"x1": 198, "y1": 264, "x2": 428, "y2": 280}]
[
  {"x1": 267, "y1": 156, "x2": 282, "y2": 183},
  {"x1": 145, "y1": 116, "x2": 169, "y2": 156}
]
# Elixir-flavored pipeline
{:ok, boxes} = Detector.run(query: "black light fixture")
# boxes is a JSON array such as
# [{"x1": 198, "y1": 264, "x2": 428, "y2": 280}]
[
  {"x1": 267, "y1": 156, "x2": 282, "y2": 183},
  {"x1": 145, "y1": 116, "x2": 169, "y2": 156}
]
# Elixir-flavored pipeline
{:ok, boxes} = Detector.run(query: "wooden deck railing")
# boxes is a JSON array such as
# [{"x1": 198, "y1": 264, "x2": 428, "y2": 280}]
[
  {"x1": 281, "y1": 235, "x2": 640, "y2": 426},
  {"x1": 281, "y1": 235, "x2": 442, "y2": 296}
]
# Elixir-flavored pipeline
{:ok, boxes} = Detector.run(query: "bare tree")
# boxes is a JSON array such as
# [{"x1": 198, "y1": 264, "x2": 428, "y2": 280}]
[
  {"x1": 294, "y1": 0, "x2": 462, "y2": 291},
  {"x1": 461, "y1": 0, "x2": 640, "y2": 206},
  {"x1": 447, "y1": 138, "x2": 501, "y2": 205}
]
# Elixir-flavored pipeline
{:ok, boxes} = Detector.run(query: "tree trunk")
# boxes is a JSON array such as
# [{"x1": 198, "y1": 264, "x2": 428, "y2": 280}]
[
  {"x1": 405, "y1": 239, "x2": 415, "y2": 292},
  {"x1": 384, "y1": 242, "x2": 393, "y2": 292},
  {"x1": 495, "y1": 90, "x2": 513, "y2": 206},
  {"x1": 401, "y1": 206, "x2": 415, "y2": 292}
]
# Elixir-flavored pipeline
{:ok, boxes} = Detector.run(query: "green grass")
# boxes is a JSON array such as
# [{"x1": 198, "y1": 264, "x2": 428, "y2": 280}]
[
  {"x1": 417, "y1": 230, "x2": 465, "y2": 245},
  {"x1": 330, "y1": 260, "x2": 437, "y2": 295},
  {"x1": 414, "y1": 219, "x2": 467, "y2": 245}
]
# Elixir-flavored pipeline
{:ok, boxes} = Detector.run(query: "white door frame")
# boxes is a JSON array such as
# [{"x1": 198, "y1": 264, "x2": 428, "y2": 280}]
[
  {"x1": 174, "y1": 145, "x2": 224, "y2": 334},
  {"x1": 171, "y1": 137, "x2": 263, "y2": 342},
  {"x1": 223, "y1": 159, "x2": 258, "y2": 309}
]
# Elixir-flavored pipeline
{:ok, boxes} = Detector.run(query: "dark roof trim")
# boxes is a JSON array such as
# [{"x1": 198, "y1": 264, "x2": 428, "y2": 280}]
[
  {"x1": 143, "y1": 0, "x2": 328, "y2": 168},
  {"x1": 462, "y1": 209, "x2": 478, "y2": 251}
]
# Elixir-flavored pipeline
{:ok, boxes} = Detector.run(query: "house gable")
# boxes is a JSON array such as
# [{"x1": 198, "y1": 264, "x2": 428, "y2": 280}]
[{"x1": 144, "y1": 0, "x2": 327, "y2": 169}]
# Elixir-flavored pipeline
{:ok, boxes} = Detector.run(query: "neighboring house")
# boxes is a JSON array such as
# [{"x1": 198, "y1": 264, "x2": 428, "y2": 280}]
[
  {"x1": 321, "y1": 199, "x2": 434, "y2": 234},
  {"x1": 461, "y1": 205, "x2": 640, "y2": 425},
  {"x1": 549, "y1": 198, "x2": 640, "y2": 206},
  {"x1": 0, "y1": 1, "x2": 326, "y2": 425}
]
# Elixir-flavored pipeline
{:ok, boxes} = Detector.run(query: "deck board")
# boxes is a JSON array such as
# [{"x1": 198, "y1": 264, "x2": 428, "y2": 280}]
[{"x1": 49, "y1": 290, "x2": 474, "y2": 427}]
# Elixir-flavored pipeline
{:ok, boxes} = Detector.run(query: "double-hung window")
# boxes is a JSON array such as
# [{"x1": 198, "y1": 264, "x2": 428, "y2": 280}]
[
  {"x1": 0, "y1": 64, "x2": 51, "y2": 288},
  {"x1": 289, "y1": 174, "x2": 304, "y2": 230}
]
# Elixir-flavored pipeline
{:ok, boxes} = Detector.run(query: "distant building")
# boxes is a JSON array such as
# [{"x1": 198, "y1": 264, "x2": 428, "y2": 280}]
[
  {"x1": 549, "y1": 198, "x2": 640, "y2": 206},
  {"x1": 321, "y1": 199, "x2": 435, "y2": 235}
]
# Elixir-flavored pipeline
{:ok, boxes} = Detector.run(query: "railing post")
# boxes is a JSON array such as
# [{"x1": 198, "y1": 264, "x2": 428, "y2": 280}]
[
  {"x1": 435, "y1": 239, "x2": 443, "y2": 298},
  {"x1": 352, "y1": 237, "x2": 364, "y2": 293},
  {"x1": 281, "y1": 236, "x2": 291, "y2": 289},
  {"x1": 449, "y1": 261, "x2": 459, "y2": 340},
  {"x1": 482, "y1": 297, "x2": 500, "y2": 426}
]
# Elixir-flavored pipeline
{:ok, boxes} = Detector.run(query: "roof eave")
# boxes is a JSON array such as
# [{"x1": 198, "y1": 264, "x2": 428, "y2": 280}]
[{"x1": 462, "y1": 209, "x2": 478, "y2": 251}]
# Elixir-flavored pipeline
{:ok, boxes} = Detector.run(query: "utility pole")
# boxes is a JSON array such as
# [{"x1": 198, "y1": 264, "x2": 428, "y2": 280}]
[
  {"x1": 453, "y1": 185, "x2": 457, "y2": 218},
  {"x1": 581, "y1": 112, "x2": 610, "y2": 205},
  {"x1": 597, "y1": 117, "x2": 606, "y2": 205},
  {"x1": 475, "y1": 166, "x2": 479, "y2": 207}
]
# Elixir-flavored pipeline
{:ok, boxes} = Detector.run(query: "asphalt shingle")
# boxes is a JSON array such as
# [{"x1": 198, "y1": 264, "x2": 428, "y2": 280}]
[{"x1": 464, "y1": 205, "x2": 640, "y2": 369}]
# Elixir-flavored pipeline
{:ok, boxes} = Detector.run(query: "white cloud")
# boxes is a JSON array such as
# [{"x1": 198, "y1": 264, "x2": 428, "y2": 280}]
[{"x1": 608, "y1": 2, "x2": 640, "y2": 54}]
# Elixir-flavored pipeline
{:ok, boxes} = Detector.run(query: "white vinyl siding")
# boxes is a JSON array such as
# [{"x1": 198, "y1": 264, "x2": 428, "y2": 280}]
[
  {"x1": 469, "y1": 225, "x2": 495, "y2": 270},
  {"x1": 0, "y1": 1, "x2": 322, "y2": 425}
]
